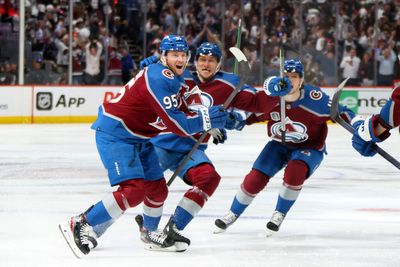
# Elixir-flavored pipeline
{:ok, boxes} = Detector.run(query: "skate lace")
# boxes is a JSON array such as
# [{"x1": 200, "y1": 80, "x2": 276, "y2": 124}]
[
  {"x1": 79, "y1": 223, "x2": 92, "y2": 245},
  {"x1": 147, "y1": 230, "x2": 167, "y2": 245},
  {"x1": 222, "y1": 211, "x2": 238, "y2": 224}
]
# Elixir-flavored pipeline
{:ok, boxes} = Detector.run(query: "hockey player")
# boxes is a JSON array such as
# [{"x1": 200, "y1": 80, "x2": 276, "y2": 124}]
[
  {"x1": 351, "y1": 86, "x2": 399, "y2": 157},
  {"x1": 135, "y1": 42, "x2": 291, "y2": 249},
  {"x1": 58, "y1": 35, "x2": 229, "y2": 257},
  {"x1": 214, "y1": 59, "x2": 355, "y2": 235}
]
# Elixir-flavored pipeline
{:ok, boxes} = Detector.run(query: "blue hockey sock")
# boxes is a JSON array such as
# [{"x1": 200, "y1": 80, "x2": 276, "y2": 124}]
[
  {"x1": 142, "y1": 204, "x2": 163, "y2": 231},
  {"x1": 85, "y1": 194, "x2": 124, "y2": 236},
  {"x1": 143, "y1": 214, "x2": 161, "y2": 231},
  {"x1": 230, "y1": 186, "x2": 256, "y2": 215},
  {"x1": 230, "y1": 196, "x2": 249, "y2": 215},
  {"x1": 173, "y1": 206, "x2": 193, "y2": 230},
  {"x1": 86, "y1": 201, "x2": 112, "y2": 226},
  {"x1": 275, "y1": 186, "x2": 301, "y2": 214},
  {"x1": 275, "y1": 195, "x2": 295, "y2": 214}
]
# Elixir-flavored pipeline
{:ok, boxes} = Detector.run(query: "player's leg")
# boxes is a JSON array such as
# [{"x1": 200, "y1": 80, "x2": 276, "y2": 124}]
[
  {"x1": 266, "y1": 148, "x2": 324, "y2": 235},
  {"x1": 139, "y1": 143, "x2": 189, "y2": 251},
  {"x1": 59, "y1": 131, "x2": 145, "y2": 258},
  {"x1": 169, "y1": 150, "x2": 219, "y2": 229},
  {"x1": 215, "y1": 141, "x2": 285, "y2": 233}
]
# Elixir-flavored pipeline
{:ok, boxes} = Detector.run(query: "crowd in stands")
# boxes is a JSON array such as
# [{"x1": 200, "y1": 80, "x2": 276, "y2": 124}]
[{"x1": 0, "y1": 0, "x2": 399, "y2": 87}]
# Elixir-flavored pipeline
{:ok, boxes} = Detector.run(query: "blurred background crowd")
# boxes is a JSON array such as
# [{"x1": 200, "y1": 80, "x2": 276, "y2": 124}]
[{"x1": 0, "y1": 0, "x2": 399, "y2": 86}]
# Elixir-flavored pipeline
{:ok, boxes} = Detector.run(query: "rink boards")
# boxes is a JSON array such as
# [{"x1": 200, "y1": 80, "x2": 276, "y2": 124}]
[{"x1": 0, "y1": 85, "x2": 394, "y2": 123}]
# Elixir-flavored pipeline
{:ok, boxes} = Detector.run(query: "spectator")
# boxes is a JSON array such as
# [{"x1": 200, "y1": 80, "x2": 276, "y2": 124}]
[
  {"x1": 72, "y1": 45, "x2": 85, "y2": 85},
  {"x1": 376, "y1": 46, "x2": 397, "y2": 86},
  {"x1": 107, "y1": 47, "x2": 123, "y2": 85},
  {"x1": 0, "y1": 62, "x2": 15, "y2": 84},
  {"x1": 340, "y1": 47, "x2": 360, "y2": 86},
  {"x1": 358, "y1": 52, "x2": 374, "y2": 86},
  {"x1": 83, "y1": 40, "x2": 103, "y2": 85},
  {"x1": 119, "y1": 45, "x2": 137, "y2": 84},
  {"x1": 25, "y1": 58, "x2": 50, "y2": 84}
]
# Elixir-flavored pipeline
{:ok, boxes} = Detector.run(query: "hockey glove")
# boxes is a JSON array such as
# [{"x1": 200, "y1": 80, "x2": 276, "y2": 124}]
[
  {"x1": 208, "y1": 105, "x2": 229, "y2": 130},
  {"x1": 263, "y1": 76, "x2": 291, "y2": 96},
  {"x1": 225, "y1": 111, "x2": 246, "y2": 131},
  {"x1": 209, "y1": 128, "x2": 227, "y2": 145},
  {"x1": 139, "y1": 55, "x2": 159, "y2": 69},
  {"x1": 351, "y1": 116, "x2": 379, "y2": 157}
]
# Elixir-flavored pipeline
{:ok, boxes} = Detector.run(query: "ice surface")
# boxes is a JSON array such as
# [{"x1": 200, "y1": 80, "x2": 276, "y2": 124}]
[{"x1": 0, "y1": 124, "x2": 399, "y2": 267}]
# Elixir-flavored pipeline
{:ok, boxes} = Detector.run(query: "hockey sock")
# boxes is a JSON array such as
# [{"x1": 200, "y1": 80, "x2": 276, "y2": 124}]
[
  {"x1": 173, "y1": 164, "x2": 221, "y2": 230},
  {"x1": 143, "y1": 179, "x2": 168, "y2": 231},
  {"x1": 231, "y1": 169, "x2": 269, "y2": 215},
  {"x1": 275, "y1": 160, "x2": 308, "y2": 214},
  {"x1": 85, "y1": 194, "x2": 124, "y2": 231},
  {"x1": 86, "y1": 179, "x2": 145, "y2": 237}
]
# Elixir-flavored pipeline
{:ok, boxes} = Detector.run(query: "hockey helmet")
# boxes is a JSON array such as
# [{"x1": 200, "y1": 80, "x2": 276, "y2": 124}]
[
  {"x1": 195, "y1": 42, "x2": 222, "y2": 62},
  {"x1": 160, "y1": 35, "x2": 189, "y2": 53},
  {"x1": 284, "y1": 59, "x2": 304, "y2": 78}
]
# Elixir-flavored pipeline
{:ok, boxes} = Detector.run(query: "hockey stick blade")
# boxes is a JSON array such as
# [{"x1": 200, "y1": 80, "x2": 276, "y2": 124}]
[
  {"x1": 167, "y1": 48, "x2": 251, "y2": 186},
  {"x1": 330, "y1": 78, "x2": 400, "y2": 170}
]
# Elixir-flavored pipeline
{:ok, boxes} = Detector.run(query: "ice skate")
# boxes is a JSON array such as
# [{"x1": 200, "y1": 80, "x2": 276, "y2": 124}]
[
  {"x1": 214, "y1": 211, "x2": 238, "y2": 234},
  {"x1": 135, "y1": 214, "x2": 189, "y2": 252},
  {"x1": 163, "y1": 217, "x2": 191, "y2": 252},
  {"x1": 266, "y1": 211, "x2": 286, "y2": 236},
  {"x1": 58, "y1": 214, "x2": 98, "y2": 258}
]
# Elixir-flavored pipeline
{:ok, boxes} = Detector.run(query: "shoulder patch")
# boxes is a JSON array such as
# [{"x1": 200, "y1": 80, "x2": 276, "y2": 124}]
[
  {"x1": 309, "y1": 90, "x2": 323, "y2": 100},
  {"x1": 162, "y1": 69, "x2": 174, "y2": 79}
]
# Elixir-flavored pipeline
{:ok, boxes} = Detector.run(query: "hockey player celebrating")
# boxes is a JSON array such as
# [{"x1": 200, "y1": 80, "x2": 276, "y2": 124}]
[
  {"x1": 58, "y1": 35, "x2": 229, "y2": 257},
  {"x1": 147, "y1": 42, "x2": 290, "y2": 248},
  {"x1": 214, "y1": 59, "x2": 355, "y2": 236},
  {"x1": 351, "y1": 86, "x2": 399, "y2": 157},
  {"x1": 133, "y1": 42, "x2": 290, "y2": 250}
]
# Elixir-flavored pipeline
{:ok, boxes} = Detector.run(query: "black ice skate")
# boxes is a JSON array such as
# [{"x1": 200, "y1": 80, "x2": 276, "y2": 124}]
[
  {"x1": 214, "y1": 211, "x2": 238, "y2": 234},
  {"x1": 58, "y1": 214, "x2": 97, "y2": 258},
  {"x1": 266, "y1": 210, "x2": 286, "y2": 236},
  {"x1": 163, "y1": 217, "x2": 191, "y2": 252},
  {"x1": 135, "y1": 214, "x2": 188, "y2": 252}
]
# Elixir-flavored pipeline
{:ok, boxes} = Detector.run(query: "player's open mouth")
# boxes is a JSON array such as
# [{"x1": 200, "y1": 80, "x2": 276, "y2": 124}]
[{"x1": 176, "y1": 65, "x2": 183, "y2": 69}]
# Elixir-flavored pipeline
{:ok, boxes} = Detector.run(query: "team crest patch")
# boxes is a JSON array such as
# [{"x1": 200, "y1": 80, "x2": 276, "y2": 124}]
[
  {"x1": 162, "y1": 69, "x2": 174, "y2": 79},
  {"x1": 270, "y1": 111, "x2": 280, "y2": 121},
  {"x1": 310, "y1": 90, "x2": 322, "y2": 100},
  {"x1": 270, "y1": 117, "x2": 308, "y2": 143}
]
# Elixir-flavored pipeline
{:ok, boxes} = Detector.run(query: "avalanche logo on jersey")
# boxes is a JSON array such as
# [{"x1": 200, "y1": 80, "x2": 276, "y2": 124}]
[
  {"x1": 310, "y1": 90, "x2": 323, "y2": 100},
  {"x1": 162, "y1": 69, "x2": 174, "y2": 79},
  {"x1": 270, "y1": 117, "x2": 309, "y2": 143},
  {"x1": 149, "y1": 117, "x2": 167, "y2": 130},
  {"x1": 200, "y1": 91, "x2": 213, "y2": 108}
]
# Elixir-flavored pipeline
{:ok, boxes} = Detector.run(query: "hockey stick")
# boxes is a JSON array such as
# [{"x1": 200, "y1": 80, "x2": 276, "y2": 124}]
[
  {"x1": 279, "y1": 47, "x2": 286, "y2": 144},
  {"x1": 330, "y1": 78, "x2": 400, "y2": 170},
  {"x1": 233, "y1": 18, "x2": 242, "y2": 75},
  {"x1": 166, "y1": 47, "x2": 251, "y2": 186}
]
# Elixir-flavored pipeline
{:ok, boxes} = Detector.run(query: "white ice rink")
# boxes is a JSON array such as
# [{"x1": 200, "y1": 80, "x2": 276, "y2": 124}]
[{"x1": 1, "y1": 123, "x2": 399, "y2": 267}]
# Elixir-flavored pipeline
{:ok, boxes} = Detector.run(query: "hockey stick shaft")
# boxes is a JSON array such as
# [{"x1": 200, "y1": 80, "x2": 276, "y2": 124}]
[
  {"x1": 167, "y1": 48, "x2": 251, "y2": 186},
  {"x1": 330, "y1": 78, "x2": 400, "y2": 170},
  {"x1": 279, "y1": 47, "x2": 286, "y2": 144},
  {"x1": 233, "y1": 18, "x2": 242, "y2": 75}
]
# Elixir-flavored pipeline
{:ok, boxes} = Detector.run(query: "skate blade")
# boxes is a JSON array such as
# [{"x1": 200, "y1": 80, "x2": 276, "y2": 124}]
[
  {"x1": 143, "y1": 242, "x2": 187, "y2": 252},
  {"x1": 58, "y1": 223, "x2": 85, "y2": 259},
  {"x1": 213, "y1": 226, "x2": 227, "y2": 234},
  {"x1": 266, "y1": 228, "x2": 277, "y2": 237},
  {"x1": 174, "y1": 242, "x2": 189, "y2": 252}
]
